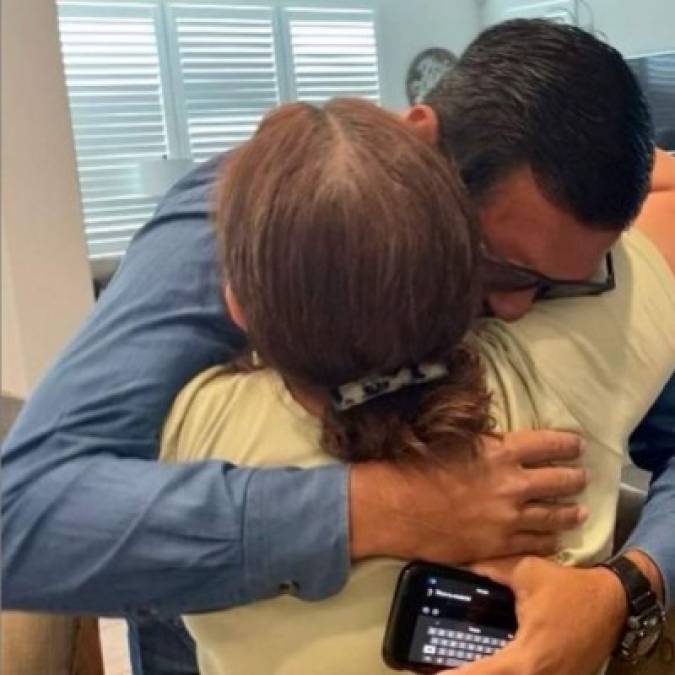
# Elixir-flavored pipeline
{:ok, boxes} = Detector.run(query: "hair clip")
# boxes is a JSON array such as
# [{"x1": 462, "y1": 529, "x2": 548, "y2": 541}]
[{"x1": 331, "y1": 363, "x2": 449, "y2": 412}]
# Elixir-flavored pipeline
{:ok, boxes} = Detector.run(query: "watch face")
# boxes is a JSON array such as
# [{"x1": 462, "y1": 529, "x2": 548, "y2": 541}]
[
  {"x1": 637, "y1": 632, "x2": 662, "y2": 658},
  {"x1": 621, "y1": 608, "x2": 666, "y2": 661},
  {"x1": 406, "y1": 48, "x2": 458, "y2": 105},
  {"x1": 635, "y1": 612, "x2": 666, "y2": 658}
]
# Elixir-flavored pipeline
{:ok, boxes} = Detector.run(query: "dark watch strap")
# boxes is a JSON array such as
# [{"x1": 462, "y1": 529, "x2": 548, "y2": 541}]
[
  {"x1": 603, "y1": 556, "x2": 655, "y2": 615},
  {"x1": 599, "y1": 555, "x2": 665, "y2": 663}
]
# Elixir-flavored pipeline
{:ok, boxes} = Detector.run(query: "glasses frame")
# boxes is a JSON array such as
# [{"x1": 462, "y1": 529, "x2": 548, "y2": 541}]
[{"x1": 480, "y1": 247, "x2": 615, "y2": 301}]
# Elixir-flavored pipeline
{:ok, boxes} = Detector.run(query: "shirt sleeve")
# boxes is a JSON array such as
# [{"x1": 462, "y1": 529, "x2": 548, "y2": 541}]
[
  {"x1": 625, "y1": 374, "x2": 675, "y2": 609},
  {"x1": 629, "y1": 373, "x2": 675, "y2": 472},
  {"x1": 1, "y1": 155, "x2": 349, "y2": 616}
]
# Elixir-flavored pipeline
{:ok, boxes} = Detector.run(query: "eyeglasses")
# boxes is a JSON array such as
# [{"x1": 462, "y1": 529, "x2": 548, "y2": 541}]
[{"x1": 480, "y1": 246, "x2": 615, "y2": 301}]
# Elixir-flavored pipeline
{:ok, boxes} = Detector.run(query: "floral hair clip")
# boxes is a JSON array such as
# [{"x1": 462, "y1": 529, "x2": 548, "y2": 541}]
[{"x1": 331, "y1": 363, "x2": 449, "y2": 412}]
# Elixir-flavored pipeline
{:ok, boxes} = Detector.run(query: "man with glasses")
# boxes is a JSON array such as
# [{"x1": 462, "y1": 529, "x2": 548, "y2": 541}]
[{"x1": 411, "y1": 19, "x2": 675, "y2": 675}]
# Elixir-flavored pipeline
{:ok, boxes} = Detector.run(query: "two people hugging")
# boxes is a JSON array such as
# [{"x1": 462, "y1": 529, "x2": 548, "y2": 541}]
[
  {"x1": 159, "y1": 40, "x2": 674, "y2": 675},
  {"x1": 4, "y1": 19, "x2": 675, "y2": 675}
]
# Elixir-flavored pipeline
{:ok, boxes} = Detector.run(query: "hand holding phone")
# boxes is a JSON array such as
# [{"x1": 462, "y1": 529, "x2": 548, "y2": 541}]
[{"x1": 382, "y1": 562, "x2": 517, "y2": 672}]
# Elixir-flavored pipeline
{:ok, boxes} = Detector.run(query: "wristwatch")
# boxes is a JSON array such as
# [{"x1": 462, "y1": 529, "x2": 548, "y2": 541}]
[{"x1": 599, "y1": 554, "x2": 666, "y2": 663}]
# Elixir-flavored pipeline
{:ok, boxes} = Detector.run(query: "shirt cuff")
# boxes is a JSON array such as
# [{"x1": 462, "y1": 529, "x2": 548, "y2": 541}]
[
  {"x1": 243, "y1": 464, "x2": 350, "y2": 602},
  {"x1": 624, "y1": 529, "x2": 674, "y2": 610}
]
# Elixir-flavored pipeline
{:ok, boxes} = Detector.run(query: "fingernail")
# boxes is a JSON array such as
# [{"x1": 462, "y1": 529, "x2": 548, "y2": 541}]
[
  {"x1": 577, "y1": 505, "x2": 589, "y2": 523},
  {"x1": 578, "y1": 439, "x2": 587, "y2": 454}
]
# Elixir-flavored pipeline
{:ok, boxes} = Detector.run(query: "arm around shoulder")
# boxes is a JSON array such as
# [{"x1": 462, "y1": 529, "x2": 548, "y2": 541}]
[{"x1": 2, "y1": 158, "x2": 350, "y2": 614}]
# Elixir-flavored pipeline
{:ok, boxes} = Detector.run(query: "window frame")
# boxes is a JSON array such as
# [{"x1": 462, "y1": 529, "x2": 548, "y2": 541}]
[{"x1": 58, "y1": 0, "x2": 382, "y2": 279}]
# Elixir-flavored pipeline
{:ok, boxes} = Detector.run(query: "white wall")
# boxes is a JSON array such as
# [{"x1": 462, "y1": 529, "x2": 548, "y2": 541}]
[
  {"x1": 1, "y1": 229, "x2": 27, "y2": 396},
  {"x1": 478, "y1": 0, "x2": 675, "y2": 56},
  {"x1": 378, "y1": 0, "x2": 482, "y2": 110},
  {"x1": 1, "y1": 0, "x2": 94, "y2": 398},
  {"x1": 580, "y1": 0, "x2": 675, "y2": 57}
]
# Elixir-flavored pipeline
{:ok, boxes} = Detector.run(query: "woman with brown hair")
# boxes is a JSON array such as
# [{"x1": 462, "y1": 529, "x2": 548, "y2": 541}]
[
  {"x1": 158, "y1": 97, "x2": 675, "y2": 675},
  {"x1": 160, "y1": 97, "x2": 493, "y2": 675},
  {"x1": 215, "y1": 97, "x2": 491, "y2": 464}
]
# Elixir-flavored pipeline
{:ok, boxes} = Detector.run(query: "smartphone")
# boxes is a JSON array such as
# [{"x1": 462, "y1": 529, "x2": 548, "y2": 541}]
[{"x1": 382, "y1": 562, "x2": 517, "y2": 672}]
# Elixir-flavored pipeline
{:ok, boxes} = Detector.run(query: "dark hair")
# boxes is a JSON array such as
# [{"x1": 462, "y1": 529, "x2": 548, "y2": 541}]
[
  {"x1": 425, "y1": 19, "x2": 655, "y2": 230},
  {"x1": 216, "y1": 98, "x2": 492, "y2": 462}
]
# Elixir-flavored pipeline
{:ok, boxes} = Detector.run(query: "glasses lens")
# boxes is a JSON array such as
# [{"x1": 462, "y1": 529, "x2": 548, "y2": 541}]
[
  {"x1": 483, "y1": 252, "x2": 614, "y2": 299},
  {"x1": 587, "y1": 255, "x2": 612, "y2": 284},
  {"x1": 481, "y1": 259, "x2": 541, "y2": 292},
  {"x1": 537, "y1": 282, "x2": 598, "y2": 300},
  {"x1": 538, "y1": 256, "x2": 614, "y2": 300}
]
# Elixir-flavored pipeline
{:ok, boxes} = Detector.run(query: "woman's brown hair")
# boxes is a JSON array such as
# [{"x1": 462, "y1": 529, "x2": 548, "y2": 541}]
[{"x1": 216, "y1": 98, "x2": 491, "y2": 462}]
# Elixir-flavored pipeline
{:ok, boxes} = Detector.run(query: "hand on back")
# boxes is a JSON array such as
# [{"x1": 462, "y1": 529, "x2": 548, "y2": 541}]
[{"x1": 349, "y1": 430, "x2": 587, "y2": 563}]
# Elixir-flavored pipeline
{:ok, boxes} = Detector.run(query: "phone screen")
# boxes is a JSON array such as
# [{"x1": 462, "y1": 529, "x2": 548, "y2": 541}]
[{"x1": 383, "y1": 563, "x2": 517, "y2": 672}]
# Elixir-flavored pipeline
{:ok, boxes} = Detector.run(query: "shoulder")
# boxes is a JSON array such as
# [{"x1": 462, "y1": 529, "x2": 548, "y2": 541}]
[
  {"x1": 160, "y1": 365, "x2": 325, "y2": 467},
  {"x1": 622, "y1": 228, "x2": 675, "y2": 301},
  {"x1": 480, "y1": 230, "x2": 675, "y2": 443},
  {"x1": 153, "y1": 152, "x2": 230, "y2": 221},
  {"x1": 166, "y1": 366, "x2": 282, "y2": 423}
]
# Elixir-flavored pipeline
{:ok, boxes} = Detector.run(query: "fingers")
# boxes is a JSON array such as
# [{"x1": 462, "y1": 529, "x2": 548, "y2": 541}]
[
  {"x1": 450, "y1": 649, "x2": 525, "y2": 675},
  {"x1": 519, "y1": 503, "x2": 588, "y2": 532},
  {"x1": 501, "y1": 430, "x2": 582, "y2": 465},
  {"x1": 468, "y1": 557, "x2": 522, "y2": 587},
  {"x1": 452, "y1": 659, "x2": 514, "y2": 674},
  {"x1": 446, "y1": 635, "x2": 529, "y2": 674},
  {"x1": 522, "y1": 466, "x2": 587, "y2": 501},
  {"x1": 505, "y1": 532, "x2": 559, "y2": 557}
]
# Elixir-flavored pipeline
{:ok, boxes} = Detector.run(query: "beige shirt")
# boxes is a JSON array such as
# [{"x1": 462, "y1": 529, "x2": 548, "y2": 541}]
[{"x1": 160, "y1": 229, "x2": 675, "y2": 675}]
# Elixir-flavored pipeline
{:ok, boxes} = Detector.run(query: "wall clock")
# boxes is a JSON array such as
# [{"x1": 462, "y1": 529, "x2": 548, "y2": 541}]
[{"x1": 406, "y1": 47, "x2": 458, "y2": 105}]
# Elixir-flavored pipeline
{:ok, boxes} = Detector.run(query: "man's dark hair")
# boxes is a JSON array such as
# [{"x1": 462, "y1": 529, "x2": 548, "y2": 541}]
[{"x1": 425, "y1": 19, "x2": 655, "y2": 230}]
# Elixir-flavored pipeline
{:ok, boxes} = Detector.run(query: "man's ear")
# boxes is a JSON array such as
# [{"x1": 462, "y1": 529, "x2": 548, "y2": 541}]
[
  {"x1": 224, "y1": 283, "x2": 247, "y2": 331},
  {"x1": 401, "y1": 105, "x2": 439, "y2": 145}
]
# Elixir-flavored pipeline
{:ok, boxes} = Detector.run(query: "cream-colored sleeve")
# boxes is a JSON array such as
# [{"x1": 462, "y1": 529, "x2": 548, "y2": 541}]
[
  {"x1": 159, "y1": 365, "x2": 235, "y2": 464},
  {"x1": 159, "y1": 366, "x2": 325, "y2": 469}
]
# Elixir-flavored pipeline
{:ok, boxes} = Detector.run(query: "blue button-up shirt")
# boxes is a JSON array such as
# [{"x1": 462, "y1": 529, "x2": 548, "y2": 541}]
[
  {"x1": 1, "y1": 155, "x2": 348, "y2": 616},
  {"x1": 2, "y1": 155, "x2": 674, "y2": 615},
  {"x1": 627, "y1": 373, "x2": 675, "y2": 605}
]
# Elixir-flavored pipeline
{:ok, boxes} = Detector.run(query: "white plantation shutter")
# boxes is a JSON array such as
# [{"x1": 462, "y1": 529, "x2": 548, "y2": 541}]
[
  {"x1": 58, "y1": 2, "x2": 170, "y2": 259},
  {"x1": 57, "y1": 1, "x2": 382, "y2": 260},
  {"x1": 166, "y1": 3, "x2": 281, "y2": 163},
  {"x1": 284, "y1": 7, "x2": 380, "y2": 103}
]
